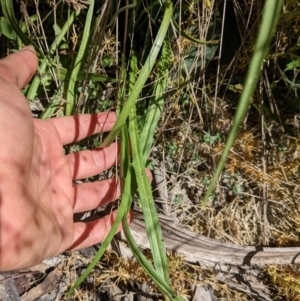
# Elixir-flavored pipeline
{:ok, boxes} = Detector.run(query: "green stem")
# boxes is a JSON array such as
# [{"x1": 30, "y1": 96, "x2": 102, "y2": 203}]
[
  {"x1": 101, "y1": 0, "x2": 173, "y2": 147},
  {"x1": 65, "y1": 0, "x2": 95, "y2": 115},
  {"x1": 202, "y1": 0, "x2": 283, "y2": 206},
  {"x1": 28, "y1": 11, "x2": 79, "y2": 105}
]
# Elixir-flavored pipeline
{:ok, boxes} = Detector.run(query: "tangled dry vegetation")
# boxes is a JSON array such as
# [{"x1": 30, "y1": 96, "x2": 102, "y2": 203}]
[
  {"x1": 67, "y1": 0, "x2": 300, "y2": 299},
  {"x1": 62, "y1": 247, "x2": 252, "y2": 301},
  {"x1": 1, "y1": 0, "x2": 300, "y2": 299},
  {"x1": 150, "y1": 0, "x2": 300, "y2": 299}
]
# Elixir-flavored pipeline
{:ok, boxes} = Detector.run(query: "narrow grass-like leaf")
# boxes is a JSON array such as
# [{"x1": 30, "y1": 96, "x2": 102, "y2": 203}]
[
  {"x1": 125, "y1": 49, "x2": 171, "y2": 283},
  {"x1": 39, "y1": 99, "x2": 61, "y2": 120},
  {"x1": 129, "y1": 105, "x2": 171, "y2": 283},
  {"x1": 1, "y1": 0, "x2": 79, "y2": 109},
  {"x1": 67, "y1": 60, "x2": 131, "y2": 297},
  {"x1": 28, "y1": 10, "x2": 78, "y2": 105},
  {"x1": 57, "y1": 69, "x2": 116, "y2": 82},
  {"x1": 202, "y1": 0, "x2": 283, "y2": 206},
  {"x1": 140, "y1": 40, "x2": 171, "y2": 163},
  {"x1": 0, "y1": 0, "x2": 42, "y2": 54},
  {"x1": 65, "y1": 0, "x2": 95, "y2": 115},
  {"x1": 122, "y1": 217, "x2": 185, "y2": 301},
  {"x1": 67, "y1": 152, "x2": 132, "y2": 296},
  {"x1": 123, "y1": 49, "x2": 177, "y2": 295},
  {"x1": 101, "y1": 1, "x2": 173, "y2": 147}
]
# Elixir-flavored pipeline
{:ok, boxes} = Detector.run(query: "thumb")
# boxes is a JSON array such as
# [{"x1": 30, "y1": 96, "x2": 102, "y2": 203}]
[{"x1": 0, "y1": 46, "x2": 38, "y2": 89}]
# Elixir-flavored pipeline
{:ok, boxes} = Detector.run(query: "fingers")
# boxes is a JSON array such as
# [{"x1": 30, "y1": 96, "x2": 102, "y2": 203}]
[
  {"x1": 46, "y1": 112, "x2": 116, "y2": 145},
  {"x1": 72, "y1": 168, "x2": 151, "y2": 212},
  {"x1": 69, "y1": 210, "x2": 133, "y2": 250},
  {"x1": 73, "y1": 178, "x2": 120, "y2": 212},
  {"x1": 0, "y1": 46, "x2": 38, "y2": 89},
  {"x1": 66, "y1": 142, "x2": 119, "y2": 180}
]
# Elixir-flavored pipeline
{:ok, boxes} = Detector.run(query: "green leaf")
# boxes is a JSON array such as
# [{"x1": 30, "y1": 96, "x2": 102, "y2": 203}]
[
  {"x1": 202, "y1": 0, "x2": 283, "y2": 206},
  {"x1": 101, "y1": 0, "x2": 173, "y2": 148},
  {"x1": 0, "y1": 16, "x2": 16, "y2": 40},
  {"x1": 65, "y1": 0, "x2": 95, "y2": 115},
  {"x1": 56, "y1": 69, "x2": 116, "y2": 82},
  {"x1": 285, "y1": 59, "x2": 300, "y2": 71},
  {"x1": 53, "y1": 23, "x2": 63, "y2": 38}
]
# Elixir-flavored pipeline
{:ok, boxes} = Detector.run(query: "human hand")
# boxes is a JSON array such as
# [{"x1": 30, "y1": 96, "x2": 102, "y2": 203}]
[{"x1": 0, "y1": 47, "x2": 127, "y2": 271}]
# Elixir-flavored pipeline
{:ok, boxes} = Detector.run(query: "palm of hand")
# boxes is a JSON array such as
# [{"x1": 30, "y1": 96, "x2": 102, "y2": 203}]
[{"x1": 0, "y1": 48, "x2": 122, "y2": 271}]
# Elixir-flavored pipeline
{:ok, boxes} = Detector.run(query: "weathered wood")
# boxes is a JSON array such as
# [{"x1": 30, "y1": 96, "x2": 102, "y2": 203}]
[
  {"x1": 0, "y1": 272, "x2": 20, "y2": 301},
  {"x1": 124, "y1": 212, "x2": 300, "y2": 267},
  {"x1": 21, "y1": 268, "x2": 62, "y2": 301}
]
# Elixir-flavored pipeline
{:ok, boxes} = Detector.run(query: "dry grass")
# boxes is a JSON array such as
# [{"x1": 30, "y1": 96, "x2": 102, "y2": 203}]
[
  {"x1": 149, "y1": 0, "x2": 300, "y2": 299},
  {"x1": 62, "y1": 248, "x2": 253, "y2": 300},
  {"x1": 53, "y1": 0, "x2": 300, "y2": 297},
  {"x1": 2, "y1": 0, "x2": 300, "y2": 299},
  {"x1": 266, "y1": 265, "x2": 300, "y2": 300},
  {"x1": 157, "y1": 47, "x2": 299, "y2": 246}
]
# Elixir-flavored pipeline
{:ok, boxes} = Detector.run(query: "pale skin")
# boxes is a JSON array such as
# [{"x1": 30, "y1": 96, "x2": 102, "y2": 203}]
[{"x1": 0, "y1": 47, "x2": 130, "y2": 271}]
